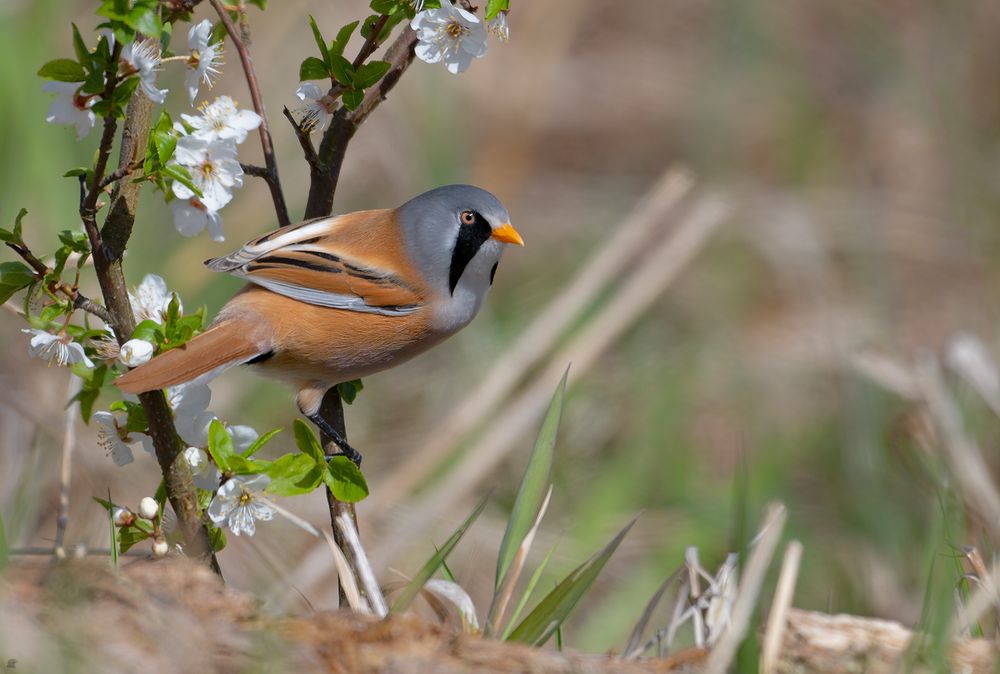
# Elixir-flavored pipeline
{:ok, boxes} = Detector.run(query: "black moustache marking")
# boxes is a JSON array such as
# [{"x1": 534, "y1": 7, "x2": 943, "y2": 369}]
[
  {"x1": 489, "y1": 261, "x2": 499, "y2": 285},
  {"x1": 449, "y1": 211, "x2": 492, "y2": 294},
  {"x1": 246, "y1": 350, "x2": 274, "y2": 365}
]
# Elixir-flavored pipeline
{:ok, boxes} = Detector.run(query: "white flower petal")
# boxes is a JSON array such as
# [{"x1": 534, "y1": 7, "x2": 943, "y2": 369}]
[{"x1": 119, "y1": 338, "x2": 155, "y2": 367}]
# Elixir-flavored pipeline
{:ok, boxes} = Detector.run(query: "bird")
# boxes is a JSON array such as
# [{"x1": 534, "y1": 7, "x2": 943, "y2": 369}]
[{"x1": 115, "y1": 184, "x2": 524, "y2": 464}]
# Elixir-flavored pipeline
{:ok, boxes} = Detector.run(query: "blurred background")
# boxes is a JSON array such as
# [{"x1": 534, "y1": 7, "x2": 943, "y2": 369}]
[{"x1": 3, "y1": 0, "x2": 1000, "y2": 654}]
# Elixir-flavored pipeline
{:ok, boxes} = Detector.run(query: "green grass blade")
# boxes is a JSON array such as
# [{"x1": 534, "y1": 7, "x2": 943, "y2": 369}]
[
  {"x1": 0, "y1": 511, "x2": 8, "y2": 570},
  {"x1": 390, "y1": 494, "x2": 489, "y2": 614},
  {"x1": 501, "y1": 540, "x2": 559, "y2": 640},
  {"x1": 508, "y1": 514, "x2": 638, "y2": 646},
  {"x1": 108, "y1": 491, "x2": 119, "y2": 568},
  {"x1": 495, "y1": 369, "x2": 567, "y2": 590}
]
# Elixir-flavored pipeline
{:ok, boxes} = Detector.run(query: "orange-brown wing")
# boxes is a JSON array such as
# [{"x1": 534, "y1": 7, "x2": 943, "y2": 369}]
[{"x1": 205, "y1": 212, "x2": 425, "y2": 315}]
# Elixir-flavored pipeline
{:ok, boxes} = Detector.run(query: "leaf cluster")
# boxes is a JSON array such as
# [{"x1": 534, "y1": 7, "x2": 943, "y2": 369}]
[{"x1": 299, "y1": 16, "x2": 391, "y2": 110}]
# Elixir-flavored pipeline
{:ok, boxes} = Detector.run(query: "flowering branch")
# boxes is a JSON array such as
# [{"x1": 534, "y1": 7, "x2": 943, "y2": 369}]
[
  {"x1": 304, "y1": 26, "x2": 418, "y2": 219},
  {"x1": 87, "y1": 93, "x2": 221, "y2": 571},
  {"x1": 207, "y1": 0, "x2": 290, "y2": 226}
]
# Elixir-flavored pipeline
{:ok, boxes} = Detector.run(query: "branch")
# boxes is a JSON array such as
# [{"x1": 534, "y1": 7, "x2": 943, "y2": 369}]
[
  {"x1": 304, "y1": 26, "x2": 418, "y2": 219},
  {"x1": 240, "y1": 162, "x2": 269, "y2": 178},
  {"x1": 208, "y1": 0, "x2": 290, "y2": 226},
  {"x1": 89, "y1": 92, "x2": 221, "y2": 573},
  {"x1": 282, "y1": 106, "x2": 318, "y2": 168},
  {"x1": 352, "y1": 14, "x2": 390, "y2": 69},
  {"x1": 4, "y1": 241, "x2": 113, "y2": 324}
]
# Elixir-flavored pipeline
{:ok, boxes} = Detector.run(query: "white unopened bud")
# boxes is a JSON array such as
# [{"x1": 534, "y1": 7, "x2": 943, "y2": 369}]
[
  {"x1": 138, "y1": 497, "x2": 159, "y2": 520},
  {"x1": 151, "y1": 538, "x2": 169, "y2": 558},
  {"x1": 112, "y1": 506, "x2": 134, "y2": 527},
  {"x1": 119, "y1": 338, "x2": 155, "y2": 367}
]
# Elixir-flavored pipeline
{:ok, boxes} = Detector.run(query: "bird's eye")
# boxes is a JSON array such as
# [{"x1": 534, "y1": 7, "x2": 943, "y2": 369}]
[{"x1": 460, "y1": 210, "x2": 476, "y2": 225}]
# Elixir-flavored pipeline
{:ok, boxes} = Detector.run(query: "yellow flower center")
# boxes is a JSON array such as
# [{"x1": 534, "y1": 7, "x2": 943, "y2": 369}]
[
  {"x1": 445, "y1": 19, "x2": 467, "y2": 39},
  {"x1": 238, "y1": 490, "x2": 253, "y2": 506}
]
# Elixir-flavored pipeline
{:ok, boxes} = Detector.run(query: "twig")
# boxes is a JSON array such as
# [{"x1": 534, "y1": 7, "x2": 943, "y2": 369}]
[
  {"x1": 305, "y1": 26, "x2": 417, "y2": 219},
  {"x1": 4, "y1": 241, "x2": 112, "y2": 323},
  {"x1": 336, "y1": 512, "x2": 388, "y2": 617},
  {"x1": 52, "y1": 374, "x2": 82, "y2": 559},
  {"x1": 352, "y1": 14, "x2": 390, "y2": 69},
  {"x1": 98, "y1": 160, "x2": 143, "y2": 190},
  {"x1": 10, "y1": 546, "x2": 146, "y2": 557},
  {"x1": 79, "y1": 41, "x2": 123, "y2": 259},
  {"x1": 760, "y1": 540, "x2": 803, "y2": 674},
  {"x1": 703, "y1": 503, "x2": 787, "y2": 674},
  {"x1": 239, "y1": 162, "x2": 269, "y2": 178},
  {"x1": 207, "y1": 0, "x2": 289, "y2": 226},
  {"x1": 282, "y1": 106, "x2": 318, "y2": 168}
]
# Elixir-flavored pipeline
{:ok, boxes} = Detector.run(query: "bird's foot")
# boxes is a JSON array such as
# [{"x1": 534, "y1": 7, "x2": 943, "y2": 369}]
[{"x1": 307, "y1": 413, "x2": 363, "y2": 467}]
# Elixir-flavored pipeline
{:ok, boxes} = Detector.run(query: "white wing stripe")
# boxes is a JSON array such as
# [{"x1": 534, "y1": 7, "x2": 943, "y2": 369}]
[{"x1": 237, "y1": 274, "x2": 419, "y2": 317}]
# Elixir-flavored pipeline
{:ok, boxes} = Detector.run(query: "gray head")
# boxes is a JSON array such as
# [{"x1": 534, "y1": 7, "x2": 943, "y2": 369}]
[{"x1": 398, "y1": 184, "x2": 523, "y2": 301}]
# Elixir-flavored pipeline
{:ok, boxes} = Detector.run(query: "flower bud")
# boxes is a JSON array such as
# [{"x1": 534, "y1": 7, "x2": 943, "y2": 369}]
[
  {"x1": 112, "y1": 506, "x2": 134, "y2": 527},
  {"x1": 119, "y1": 339, "x2": 155, "y2": 367},
  {"x1": 138, "y1": 497, "x2": 159, "y2": 520},
  {"x1": 151, "y1": 538, "x2": 169, "y2": 558}
]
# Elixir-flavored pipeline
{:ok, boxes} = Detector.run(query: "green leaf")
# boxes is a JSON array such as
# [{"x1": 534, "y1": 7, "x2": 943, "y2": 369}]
[
  {"x1": 299, "y1": 56, "x2": 331, "y2": 82},
  {"x1": 292, "y1": 419, "x2": 325, "y2": 464},
  {"x1": 70, "y1": 363, "x2": 109, "y2": 422},
  {"x1": 63, "y1": 167, "x2": 89, "y2": 178},
  {"x1": 0, "y1": 261, "x2": 36, "y2": 289},
  {"x1": 323, "y1": 456, "x2": 369, "y2": 502},
  {"x1": 308, "y1": 15, "x2": 330, "y2": 63},
  {"x1": 495, "y1": 370, "x2": 566, "y2": 589},
  {"x1": 247, "y1": 0, "x2": 268, "y2": 8},
  {"x1": 353, "y1": 60, "x2": 390, "y2": 88},
  {"x1": 342, "y1": 89, "x2": 364, "y2": 110},
  {"x1": 118, "y1": 522, "x2": 152, "y2": 553},
  {"x1": 13, "y1": 208, "x2": 26, "y2": 242},
  {"x1": 485, "y1": 0, "x2": 510, "y2": 20},
  {"x1": 390, "y1": 494, "x2": 489, "y2": 613},
  {"x1": 126, "y1": 2, "x2": 161, "y2": 37},
  {"x1": 131, "y1": 319, "x2": 163, "y2": 343},
  {"x1": 162, "y1": 164, "x2": 202, "y2": 197},
  {"x1": 207, "y1": 419, "x2": 235, "y2": 472},
  {"x1": 225, "y1": 454, "x2": 270, "y2": 475},
  {"x1": 501, "y1": 541, "x2": 559, "y2": 640},
  {"x1": 265, "y1": 453, "x2": 324, "y2": 496},
  {"x1": 71, "y1": 23, "x2": 90, "y2": 65},
  {"x1": 242, "y1": 428, "x2": 281, "y2": 457},
  {"x1": 38, "y1": 59, "x2": 86, "y2": 82},
  {"x1": 108, "y1": 501, "x2": 119, "y2": 567},
  {"x1": 337, "y1": 379, "x2": 364, "y2": 404},
  {"x1": 507, "y1": 515, "x2": 638, "y2": 646},
  {"x1": 208, "y1": 524, "x2": 227, "y2": 551},
  {"x1": 328, "y1": 55, "x2": 355, "y2": 85},
  {"x1": 330, "y1": 20, "x2": 360, "y2": 56}
]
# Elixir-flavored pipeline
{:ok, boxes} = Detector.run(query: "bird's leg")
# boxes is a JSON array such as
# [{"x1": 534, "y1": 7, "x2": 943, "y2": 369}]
[{"x1": 307, "y1": 413, "x2": 363, "y2": 467}]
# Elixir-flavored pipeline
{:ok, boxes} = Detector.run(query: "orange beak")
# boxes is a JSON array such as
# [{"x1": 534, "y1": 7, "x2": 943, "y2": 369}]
[{"x1": 491, "y1": 222, "x2": 525, "y2": 246}]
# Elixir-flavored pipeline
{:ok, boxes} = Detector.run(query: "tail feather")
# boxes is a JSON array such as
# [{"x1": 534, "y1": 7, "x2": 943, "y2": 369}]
[{"x1": 115, "y1": 320, "x2": 265, "y2": 394}]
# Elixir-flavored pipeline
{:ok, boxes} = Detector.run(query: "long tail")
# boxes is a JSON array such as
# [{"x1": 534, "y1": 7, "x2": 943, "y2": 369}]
[{"x1": 115, "y1": 319, "x2": 266, "y2": 394}]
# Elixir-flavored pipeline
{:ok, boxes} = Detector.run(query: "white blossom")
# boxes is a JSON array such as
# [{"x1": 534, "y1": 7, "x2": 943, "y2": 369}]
[
  {"x1": 138, "y1": 497, "x2": 159, "y2": 520},
  {"x1": 112, "y1": 506, "x2": 133, "y2": 527},
  {"x1": 411, "y1": 1, "x2": 488, "y2": 74},
  {"x1": 183, "y1": 446, "x2": 221, "y2": 491},
  {"x1": 121, "y1": 39, "x2": 168, "y2": 104},
  {"x1": 141, "y1": 383, "x2": 213, "y2": 457},
  {"x1": 170, "y1": 135, "x2": 243, "y2": 240},
  {"x1": 487, "y1": 11, "x2": 509, "y2": 42},
  {"x1": 42, "y1": 81, "x2": 97, "y2": 139},
  {"x1": 151, "y1": 538, "x2": 170, "y2": 557},
  {"x1": 208, "y1": 474, "x2": 275, "y2": 536},
  {"x1": 171, "y1": 198, "x2": 225, "y2": 242},
  {"x1": 22, "y1": 329, "x2": 94, "y2": 368},
  {"x1": 129, "y1": 273, "x2": 178, "y2": 324},
  {"x1": 180, "y1": 96, "x2": 261, "y2": 144},
  {"x1": 185, "y1": 19, "x2": 224, "y2": 104},
  {"x1": 92, "y1": 410, "x2": 148, "y2": 466},
  {"x1": 294, "y1": 83, "x2": 336, "y2": 133},
  {"x1": 119, "y1": 338, "x2": 155, "y2": 367}
]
